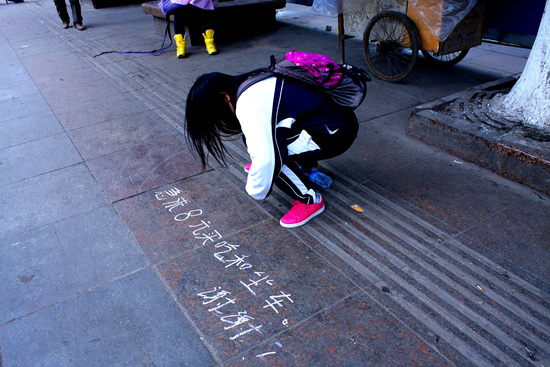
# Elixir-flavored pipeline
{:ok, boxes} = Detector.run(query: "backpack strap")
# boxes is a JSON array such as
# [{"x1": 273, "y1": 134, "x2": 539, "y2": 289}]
[
  {"x1": 270, "y1": 54, "x2": 277, "y2": 69},
  {"x1": 237, "y1": 69, "x2": 275, "y2": 98},
  {"x1": 320, "y1": 63, "x2": 335, "y2": 85}
]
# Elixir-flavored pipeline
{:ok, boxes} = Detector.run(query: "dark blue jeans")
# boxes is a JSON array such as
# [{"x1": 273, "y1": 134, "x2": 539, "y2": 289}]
[{"x1": 54, "y1": 0, "x2": 83, "y2": 25}]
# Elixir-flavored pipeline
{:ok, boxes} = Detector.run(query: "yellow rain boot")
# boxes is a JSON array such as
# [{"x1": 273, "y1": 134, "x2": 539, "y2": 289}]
[
  {"x1": 174, "y1": 34, "x2": 187, "y2": 58},
  {"x1": 202, "y1": 29, "x2": 218, "y2": 55}
]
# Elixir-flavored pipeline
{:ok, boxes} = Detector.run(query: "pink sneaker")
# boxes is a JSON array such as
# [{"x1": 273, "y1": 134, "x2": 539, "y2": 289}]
[
  {"x1": 244, "y1": 162, "x2": 252, "y2": 173},
  {"x1": 280, "y1": 196, "x2": 325, "y2": 228}
]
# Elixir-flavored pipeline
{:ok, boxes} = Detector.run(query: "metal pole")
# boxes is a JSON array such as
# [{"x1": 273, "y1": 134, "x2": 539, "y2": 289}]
[{"x1": 338, "y1": 12, "x2": 345, "y2": 64}]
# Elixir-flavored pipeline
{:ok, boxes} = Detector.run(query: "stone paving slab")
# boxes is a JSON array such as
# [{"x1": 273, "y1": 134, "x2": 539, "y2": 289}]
[
  {"x1": 0, "y1": 269, "x2": 216, "y2": 367},
  {"x1": 0, "y1": 133, "x2": 82, "y2": 186},
  {"x1": 208, "y1": 156, "x2": 547, "y2": 366},
  {"x1": 462, "y1": 45, "x2": 530, "y2": 75},
  {"x1": 0, "y1": 43, "x2": 17, "y2": 61},
  {"x1": 0, "y1": 25, "x2": 50, "y2": 43},
  {"x1": 365, "y1": 150, "x2": 528, "y2": 232},
  {"x1": 0, "y1": 79, "x2": 38, "y2": 102},
  {"x1": 371, "y1": 60, "x2": 508, "y2": 106},
  {"x1": 225, "y1": 292, "x2": 453, "y2": 367},
  {"x1": 86, "y1": 133, "x2": 201, "y2": 202},
  {"x1": 0, "y1": 111, "x2": 64, "y2": 150},
  {"x1": 40, "y1": 77, "x2": 122, "y2": 110},
  {"x1": 53, "y1": 205, "x2": 149, "y2": 291},
  {"x1": 19, "y1": 49, "x2": 86, "y2": 77},
  {"x1": 157, "y1": 220, "x2": 358, "y2": 362},
  {"x1": 0, "y1": 92, "x2": 51, "y2": 123},
  {"x1": 0, "y1": 225, "x2": 79, "y2": 325},
  {"x1": 278, "y1": 179, "x2": 458, "y2": 287},
  {"x1": 458, "y1": 196, "x2": 550, "y2": 293},
  {"x1": 228, "y1": 164, "x2": 550, "y2": 366},
  {"x1": 0, "y1": 164, "x2": 109, "y2": 239},
  {"x1": 67, "y1": 110, "x2": 176, "y2": 160},
  {"x1": 31, "y1": 65, "x2": 106, "y2": 91},
  {"x1": 115, "y1": 171, "x2": 271, "y2": 264},
  {"x1": 326, "y1": 111, "x2": 440, "y2": 182},
  {"x1": 354, "y1": 83, "x2": 423, "y2": 126},
  {"x1": 9, "y1": 35, "x2": 70, "y2": 58},
  {"x1": 52, "y1": 91, "x2": 149, "y2": 130},
  {"x1": 0, "y1": 58, "x2": 33, "y2": 85}
]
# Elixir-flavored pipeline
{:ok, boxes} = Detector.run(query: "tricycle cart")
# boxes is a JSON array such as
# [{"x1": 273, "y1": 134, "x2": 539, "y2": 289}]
[
  {"x1": 363, "y1": 1, "x2": 485, "y2": 82},
  {"x1": 313, "y1": 0, "x2": 544, "y2": 82},
  {"x1": 332, "y1": 0, "x2": 486, "y2": 82}
]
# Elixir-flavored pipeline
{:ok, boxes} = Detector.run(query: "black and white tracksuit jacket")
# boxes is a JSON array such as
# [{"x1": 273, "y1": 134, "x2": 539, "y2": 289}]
[{"x1": 236, "y1": 76, "x2": 358, "y2": 204}]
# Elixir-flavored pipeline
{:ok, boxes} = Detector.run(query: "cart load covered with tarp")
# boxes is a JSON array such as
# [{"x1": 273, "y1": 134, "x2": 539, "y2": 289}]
[{"x1": 311, "y1": 0, "x2": 547, "y2": 82}]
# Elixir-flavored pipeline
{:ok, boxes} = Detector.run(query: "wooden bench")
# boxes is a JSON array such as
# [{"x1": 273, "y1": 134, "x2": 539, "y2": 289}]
[{"x1": 141, "y1": 0, "x2": 286, "y2": 46}]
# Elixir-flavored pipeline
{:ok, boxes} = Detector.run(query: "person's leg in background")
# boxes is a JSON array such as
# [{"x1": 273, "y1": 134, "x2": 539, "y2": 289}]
[
  {"x1": 172, "y1": 7, "x2": 188, "y2": 58},
  {"x1": 53, "y1": 0, "x2": 71, "y2": 28},
  {"x1": 68, "y1": 0, "x2": 85, "y2": 30},
  {"x1": 193, "y1": 6, "x2": 217, "y2": 55}
]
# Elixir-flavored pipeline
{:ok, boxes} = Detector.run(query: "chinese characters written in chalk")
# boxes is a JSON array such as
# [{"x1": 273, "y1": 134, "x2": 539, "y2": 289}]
[{"x1": 155, "y1": 186, "x2": 295, "y2": 341}]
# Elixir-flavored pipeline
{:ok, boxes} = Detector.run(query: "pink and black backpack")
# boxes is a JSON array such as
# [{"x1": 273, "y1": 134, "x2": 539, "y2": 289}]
[{"x1": 238, "y1": 51, "x2": 370, "y2": 110}]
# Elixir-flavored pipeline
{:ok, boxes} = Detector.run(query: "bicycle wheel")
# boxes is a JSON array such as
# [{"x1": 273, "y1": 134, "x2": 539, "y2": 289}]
[
  {"x1": 363, "y1": 11, "x2": 420, "y2": 82},
  {"x1": 421, "y1": 48, "x2": 470, "y2": 66}
]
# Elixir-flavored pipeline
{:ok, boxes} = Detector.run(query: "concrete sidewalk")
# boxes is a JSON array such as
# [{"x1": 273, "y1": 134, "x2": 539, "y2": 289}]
[{"x1": 1, "y1": 1, "x2": 548, "y2": 366}]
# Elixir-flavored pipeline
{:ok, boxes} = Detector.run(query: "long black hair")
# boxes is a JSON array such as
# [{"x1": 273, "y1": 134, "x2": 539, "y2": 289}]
[{"x1": 185, "y1": 72, "x2": 251, "y2": 170}]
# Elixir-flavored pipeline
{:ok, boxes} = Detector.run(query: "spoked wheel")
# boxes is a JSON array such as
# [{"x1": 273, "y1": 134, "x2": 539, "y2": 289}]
[
  {"x1": 363, "y1": 11, "x2": 420, "y2": 82},
  {"x1": 421, "y1": 48, "x2": 470, "y2": 66}
]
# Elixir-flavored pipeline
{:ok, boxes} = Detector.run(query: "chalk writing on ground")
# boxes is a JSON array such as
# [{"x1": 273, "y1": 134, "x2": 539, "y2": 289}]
[{"x1": 155, "y1": 186, "x2": 294, "y2": 349}]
